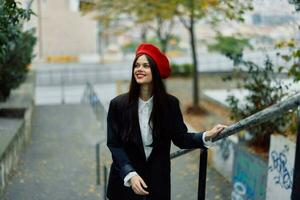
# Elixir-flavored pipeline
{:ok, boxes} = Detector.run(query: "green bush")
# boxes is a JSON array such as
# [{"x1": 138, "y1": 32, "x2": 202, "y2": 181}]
[
  {"x1": 0, "y1": 0, "x2": 36, "y2": 101},
  {"x1": 171, "y1": 63, "x2": 193, "y2": 77},
  {"x1": 226, "y1": 58, "x2": 292, "y2": 151}
]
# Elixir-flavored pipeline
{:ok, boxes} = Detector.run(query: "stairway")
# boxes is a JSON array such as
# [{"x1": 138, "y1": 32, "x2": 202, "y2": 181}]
[{"x1": 1, "y1": 104, "x2": 104, "y2": 200}]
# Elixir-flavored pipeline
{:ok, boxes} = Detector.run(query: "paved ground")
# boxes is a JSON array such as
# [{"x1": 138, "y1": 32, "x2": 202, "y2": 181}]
[
  {"x1": 171, "y1": 147, "x2": 231, "y2": 200},
  {"x1": 170, "y1": 125, "x2": 231, "y2": 200},
  {"x1": 1, "y1": 105, "x2": 103, "y2": 200}
]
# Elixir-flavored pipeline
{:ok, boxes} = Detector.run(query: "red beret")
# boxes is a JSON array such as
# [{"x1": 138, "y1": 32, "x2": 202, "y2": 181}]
[{"x1": 135, "y1": 43, "x2": 171, "y2": 79}]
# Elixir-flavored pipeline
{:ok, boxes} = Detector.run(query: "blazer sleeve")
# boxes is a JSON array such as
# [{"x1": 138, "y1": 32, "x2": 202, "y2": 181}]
[
  {"x1": 107, "y1": 100, "x2": 135, "y2": 180},
  {"x1": 170, "y1": 97, "x2": 207, "y2": 149}
]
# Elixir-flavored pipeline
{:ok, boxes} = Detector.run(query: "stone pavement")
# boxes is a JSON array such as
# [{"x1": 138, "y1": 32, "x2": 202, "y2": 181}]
[
  {"x1": 170, "y1": 125, "x2": 231, "y2": 200},
  {"x1": 1, "y1": 104, "x2": 103, "y2": 200},
  {"x1": 171, "y1": 147, "x2": 231, "y2": 200}
]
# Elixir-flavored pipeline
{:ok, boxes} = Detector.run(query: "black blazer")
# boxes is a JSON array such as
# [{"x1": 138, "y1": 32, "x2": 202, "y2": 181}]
[{"x1": 106, "y1": 93, "x2": 206, "y2": 200}]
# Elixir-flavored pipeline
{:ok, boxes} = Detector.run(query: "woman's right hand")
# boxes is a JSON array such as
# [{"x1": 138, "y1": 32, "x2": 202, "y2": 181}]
[{"x1": 130, "y1": 175, "x2": 149, "y2": 195}]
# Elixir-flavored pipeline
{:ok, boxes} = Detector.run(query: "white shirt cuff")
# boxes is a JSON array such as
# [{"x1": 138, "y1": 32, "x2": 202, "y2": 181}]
[
  {"x1": 124, "y1": 171, "x2": 138, "y2": 187},
  {"x1": 202, "y1": 131, "x2": 213, "y2": 148}
]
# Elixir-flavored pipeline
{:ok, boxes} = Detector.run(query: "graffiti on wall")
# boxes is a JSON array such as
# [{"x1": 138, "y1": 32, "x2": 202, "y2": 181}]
[
  {"x1": 268, "y1": 145, "x2": 293, "y2": 190},
  {"x1": 266, "y1": 134, "x2": 295, "y2": 200},
  {"x1": 232, "y1": 145, "x2": 268, "y2": 200},
  {"x1": 218, "y1": 138, "x2": 231, "y2": 161},
  {"x1": 232, "y1": 181, "x2": 247, "y2": 200}
]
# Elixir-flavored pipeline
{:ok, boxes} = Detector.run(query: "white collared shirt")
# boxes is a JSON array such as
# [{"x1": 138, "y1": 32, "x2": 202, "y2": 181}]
[
  {"x1": 138, "y1": 96, "x2": 154, "y2": 160},
  {"x1": 123, "y1": 96, "x2": 212, "y2": 187}
]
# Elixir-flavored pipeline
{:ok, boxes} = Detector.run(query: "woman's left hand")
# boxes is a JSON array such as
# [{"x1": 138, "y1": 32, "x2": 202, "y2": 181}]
[{"x1": 204, "y1": 124, "x2": 227, "y2": 141}]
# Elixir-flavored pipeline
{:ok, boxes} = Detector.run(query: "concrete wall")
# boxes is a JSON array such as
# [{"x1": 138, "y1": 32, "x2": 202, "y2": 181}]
[
  {"x1": 266, "y1": 134, "x2": 295, "y2": 200},
  {"x1": 0, "y1": 72, "x2": 35, "y2": 195},
  {"x1": 0, "y1": 119, "x2": 25, "y2": 194},
  {"x1": 210, "y1": 136, "x2": 237, "y2": 182}
]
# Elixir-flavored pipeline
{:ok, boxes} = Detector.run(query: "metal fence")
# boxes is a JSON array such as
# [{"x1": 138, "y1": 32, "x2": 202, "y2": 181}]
[{"x1": 81, "y1": 82, "x2": 108, "y2": 200}]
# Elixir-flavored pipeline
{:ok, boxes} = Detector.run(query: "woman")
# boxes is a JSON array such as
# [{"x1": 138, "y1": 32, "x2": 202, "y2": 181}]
[{"x1": 107, "y1": 43, "x2": 226, "y2": 200}]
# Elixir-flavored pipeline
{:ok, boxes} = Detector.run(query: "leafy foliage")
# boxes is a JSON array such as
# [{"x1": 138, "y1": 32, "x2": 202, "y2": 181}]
[
  {"x1": 226, "y1": 58, "x2": 292, "y2": 151},
  {"x1": 208, "y1": 35, "x2": 252, "y2": 65},
  {"x1": 171, "y1": 63, "x2": 193, "y2": 77},
  {"x1": 93, "y1": 0, "x2": 178, "y2": 52},
  {"x1": 0, "y1": 0, "x2": 36, "y2": 101},
  {"x1": 275, "y1": 39, "x2": 300, "y2": 82},
  {"x1": 288, "y1": 0, "x2": 300, "y2": 11},
  {"x1": 209, "y1": 33, "x2": 293, "y2": 150}
]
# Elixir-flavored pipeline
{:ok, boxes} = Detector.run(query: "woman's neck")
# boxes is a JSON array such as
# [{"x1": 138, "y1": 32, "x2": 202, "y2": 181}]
[{"x1": 139, "y1": 84, "x2": 153, "y2": 101}]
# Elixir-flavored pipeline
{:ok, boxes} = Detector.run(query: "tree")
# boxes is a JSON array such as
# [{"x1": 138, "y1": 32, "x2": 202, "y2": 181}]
[
  {"x1": 92, "y1": 0, "x2": 178, "y2": 53},
  {"x1": 91, "y1": 0, "x2": 253, "y2": 110},
  {"x1": 0, "y1": 0, "x2": 36, "y2": 101},
  {"x1": 130, "y1": 0, "x2": 178, "y2": 53},
  {"x1": 175, "y1": 0, "x2": 253, "y2": 110}
]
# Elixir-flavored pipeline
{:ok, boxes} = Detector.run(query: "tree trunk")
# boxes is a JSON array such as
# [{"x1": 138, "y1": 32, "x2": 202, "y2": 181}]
[
  {"x1": 160, "y1": 39, "x2": 168, "y2": 53},
  {"x1": 189, "y1": 5, "x2": 199, "y2": 108},
  {"x1": 141, "y1": 26, "x2": 147, "y2": 42}
]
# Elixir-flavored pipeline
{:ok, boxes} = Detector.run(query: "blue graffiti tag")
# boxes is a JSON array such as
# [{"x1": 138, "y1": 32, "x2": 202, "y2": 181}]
[
  {"x1": 268, "y1": 145, "x2": 293, "y2": 190},
  {"x1": 218, "y1": 138, "x2": 230, "y2": 160}
]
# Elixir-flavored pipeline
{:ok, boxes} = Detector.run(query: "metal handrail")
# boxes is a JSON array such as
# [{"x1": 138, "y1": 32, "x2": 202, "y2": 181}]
[
  {"x1": 171, "y1": 92, "x2": 300, "y2": 159},
  {"x1": 81, "y1": 82, "x2": 108, "y2": 200},
  {"x1": 212, "y1": 92, "x2": 300, "y2": 142}
]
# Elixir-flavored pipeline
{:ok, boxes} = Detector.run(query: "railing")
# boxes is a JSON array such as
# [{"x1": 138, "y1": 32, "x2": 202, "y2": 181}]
[
  {"x1": 81, "y1": 82, "x2": 108, "y2": 200},
  {"x1": 171, "y1": 92, "x2": 300, "y2": 200},
  {"x1": 82, "y1": 81, "x2": 300, "y2": 200}
]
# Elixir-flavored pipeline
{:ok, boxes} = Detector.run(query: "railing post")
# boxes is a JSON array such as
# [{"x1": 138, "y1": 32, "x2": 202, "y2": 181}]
[
  {"x1": 96, "y1": 143, "x2": 100, "y2": 185},
  {"x1": 292, "y1": 105, "x2": 300, "y2": 199},
  {"x1": 103, "y1": 165, "x2": 108, "y2": 200},
  {"x1": 198, "y1": 149, "x2": 207, "y2": 200}
]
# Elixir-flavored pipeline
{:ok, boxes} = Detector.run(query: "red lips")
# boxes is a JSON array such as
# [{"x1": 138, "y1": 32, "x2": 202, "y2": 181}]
[{"x1": 135, "y1": 72, "x2": 146, "y2": 79}]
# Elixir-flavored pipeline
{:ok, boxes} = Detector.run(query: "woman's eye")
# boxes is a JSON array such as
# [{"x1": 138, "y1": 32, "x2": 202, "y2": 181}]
[{"x1": 143, "y1": 64, "x2": 150, "y2": 68}]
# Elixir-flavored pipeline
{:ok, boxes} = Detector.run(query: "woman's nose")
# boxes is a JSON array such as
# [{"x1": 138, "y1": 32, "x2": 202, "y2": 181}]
[{"x1": 137, "y1": 66, "x2": 145, "y2": 70}]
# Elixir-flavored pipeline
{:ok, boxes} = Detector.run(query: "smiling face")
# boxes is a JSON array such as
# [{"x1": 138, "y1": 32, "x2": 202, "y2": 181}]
[{"x1": 133, "y1": 54, "x2": 153, "y2": 85}]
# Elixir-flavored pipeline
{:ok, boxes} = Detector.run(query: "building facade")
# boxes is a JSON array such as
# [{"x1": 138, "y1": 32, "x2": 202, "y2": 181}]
[{"x1": 22, "y1": 0, "x2": 99, "y2": 62}]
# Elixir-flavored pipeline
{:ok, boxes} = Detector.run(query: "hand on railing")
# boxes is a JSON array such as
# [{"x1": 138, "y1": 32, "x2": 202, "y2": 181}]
[{"x1": 204, "y1": 124, "x2": 227, "y2": 141}]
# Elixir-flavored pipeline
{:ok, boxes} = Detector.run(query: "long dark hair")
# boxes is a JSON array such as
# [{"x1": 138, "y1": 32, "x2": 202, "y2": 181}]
[{"x1": 121, "y1": 54, "x2": 169, "y2": 144}]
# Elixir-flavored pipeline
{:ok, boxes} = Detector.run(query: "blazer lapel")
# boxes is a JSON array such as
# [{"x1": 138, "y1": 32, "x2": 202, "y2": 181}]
[
  {"x1": 128, "y1": 101, "x2": 147, "y2": 162},
  {"x1": 134, "y1": 116, "x2": 147, "y2": 162}
]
